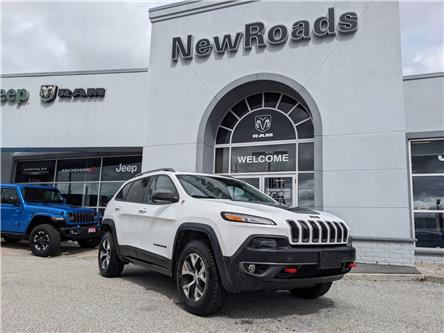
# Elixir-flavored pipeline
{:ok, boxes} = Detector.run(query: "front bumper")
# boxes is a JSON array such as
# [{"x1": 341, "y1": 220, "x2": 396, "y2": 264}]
[
  {"x1": 222, "y1": 236, "x2": 356, "y2": 292},
  {"x1": 59, "y1": 225, "x2": 100, "y2": 241}
]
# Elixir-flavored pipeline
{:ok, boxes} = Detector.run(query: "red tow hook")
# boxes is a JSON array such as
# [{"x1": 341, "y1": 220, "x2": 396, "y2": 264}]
[
  {"x1": 284, "y1": 266, "x2": 298, "y2": 274},
  {"x1": 346, "y1": 262, "x2": 358, "y2": 269}
]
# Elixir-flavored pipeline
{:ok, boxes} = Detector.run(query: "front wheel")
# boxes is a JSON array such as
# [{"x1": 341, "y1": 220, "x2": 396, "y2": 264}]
[
  {"x1": 29, "y1": 224, "x2": 61, "y2": 257},
  {"x1": 176, "y1": 240, "x2": 227, "y2": 316},
  {"x1": 77, "y1": 237, "x2": 100, "y2": 249},
  {"x1": 98, "y1": 231, "x2": 124, "y2": 277},
  {"x1": 289, "y1": 282, "x2": 333, "y2": 299}
]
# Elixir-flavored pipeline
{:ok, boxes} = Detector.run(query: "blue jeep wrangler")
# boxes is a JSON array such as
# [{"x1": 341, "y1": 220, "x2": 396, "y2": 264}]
[{"x1": 0, "y1": 184, "x2": 102, "y2": 257}]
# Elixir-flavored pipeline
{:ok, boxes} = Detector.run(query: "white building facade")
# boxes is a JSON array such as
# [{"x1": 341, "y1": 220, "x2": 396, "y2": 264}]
[{"x1": 1, "y1": 1, "x2": 443, "y2": 266}]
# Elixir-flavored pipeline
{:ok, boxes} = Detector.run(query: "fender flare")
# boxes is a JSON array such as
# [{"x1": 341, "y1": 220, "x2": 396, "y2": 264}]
[
  {"x1": 25, "y1": 213, "x2": 59, "y2": 235},
  {"x1": 173, "y1": 223, "x2": 235, "y2": 292},
  {"x1": 100, "y1": 218, "x2": 125, "y2": 261}
]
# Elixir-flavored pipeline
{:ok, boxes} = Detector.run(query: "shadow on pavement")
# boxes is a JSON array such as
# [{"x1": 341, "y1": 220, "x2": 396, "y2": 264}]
[
  {"x1": 1, "y1": 239, "x2": 96, "y2": 257},
  {"x1": 120, "y1": 264, "x2": 336, "y2": 319}
]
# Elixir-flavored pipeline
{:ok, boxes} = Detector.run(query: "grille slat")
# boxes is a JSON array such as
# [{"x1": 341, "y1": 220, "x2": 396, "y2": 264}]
[
  {"x1": 72, "y1": 211, "x2": 95, "y2": 224},
  {"x1": 287, "y1": 219, "x2": 349, "y2": 245}
]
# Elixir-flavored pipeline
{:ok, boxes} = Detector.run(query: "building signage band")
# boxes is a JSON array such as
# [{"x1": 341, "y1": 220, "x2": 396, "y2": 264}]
[{"x1": 172, "y1": 7, "x2": 358, "y2": 62}]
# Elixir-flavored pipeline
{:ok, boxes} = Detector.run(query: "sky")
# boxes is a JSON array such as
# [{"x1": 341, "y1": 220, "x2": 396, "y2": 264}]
[{"x1": 1, "y1": 0, "x2": 443, "y2": 75}]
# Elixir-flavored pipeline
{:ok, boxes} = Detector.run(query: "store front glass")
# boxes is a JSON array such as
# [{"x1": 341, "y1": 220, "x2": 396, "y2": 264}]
[
  {"x1": 410, "y1": 139, "x2": 444, "y2": 248},
  {"x1": 214, "y1": 92, "x2": 314, "y2": 207},
  {"x1": 14, "y1": 155, "x2": 142, "y2": 213}
]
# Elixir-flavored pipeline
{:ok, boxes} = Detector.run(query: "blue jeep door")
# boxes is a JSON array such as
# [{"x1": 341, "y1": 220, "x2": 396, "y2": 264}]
[{"x1": 1, "y1": 188, "x2": 25, "y2": 233}]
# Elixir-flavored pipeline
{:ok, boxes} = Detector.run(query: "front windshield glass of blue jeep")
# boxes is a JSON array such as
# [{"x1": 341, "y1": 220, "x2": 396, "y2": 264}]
[
  {"x1": 177, "y1": 175, "x2": 276, "y2": 204},
  {"x1": 21, "y1": 188, "x2": 65, "y2": 203}
]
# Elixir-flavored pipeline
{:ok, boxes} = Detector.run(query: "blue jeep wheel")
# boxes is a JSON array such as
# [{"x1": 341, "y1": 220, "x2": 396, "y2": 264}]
[{"x1": 29, "y1": 224, "x2": 61, "y2": 257}]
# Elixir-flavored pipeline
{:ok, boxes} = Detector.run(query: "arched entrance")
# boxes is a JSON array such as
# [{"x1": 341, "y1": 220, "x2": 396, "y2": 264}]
[{"x1": 196, "y1": 74, "x2": 323, "y2": 209}]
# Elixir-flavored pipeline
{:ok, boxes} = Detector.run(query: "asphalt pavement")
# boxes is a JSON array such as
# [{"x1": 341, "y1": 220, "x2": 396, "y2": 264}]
[{"x1": 2, "y1": 241, "x2": 444, "y2": 333}]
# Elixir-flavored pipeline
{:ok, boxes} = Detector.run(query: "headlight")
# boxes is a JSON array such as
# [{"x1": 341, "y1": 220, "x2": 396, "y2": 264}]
[
  {"x1": 220, "y1": 212, "x2": 276, "y2": 225},
  {"x1": 67, "y1": 213, "x2": 75, "y2": 222}
]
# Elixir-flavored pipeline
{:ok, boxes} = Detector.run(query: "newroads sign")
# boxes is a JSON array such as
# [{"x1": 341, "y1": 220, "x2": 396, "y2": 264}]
[{"x1": 172, "y1": 8, "x2": 358, "y2": 62}]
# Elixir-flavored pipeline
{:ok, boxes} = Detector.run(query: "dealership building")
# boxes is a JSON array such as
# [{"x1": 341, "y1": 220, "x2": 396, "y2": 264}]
[{"x1": 1, "y1": 0, "x2": 443, "y2": 266}]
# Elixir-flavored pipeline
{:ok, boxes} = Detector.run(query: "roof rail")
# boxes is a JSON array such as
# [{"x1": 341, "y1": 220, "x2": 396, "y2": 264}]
[{"x1": 135, "y1": 168, "x2": 176, "y2": 177}]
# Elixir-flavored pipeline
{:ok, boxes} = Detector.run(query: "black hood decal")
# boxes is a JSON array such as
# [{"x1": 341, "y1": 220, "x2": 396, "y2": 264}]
[{"x1": 280, "y1": 206, "x2": 319, "y2": 214}]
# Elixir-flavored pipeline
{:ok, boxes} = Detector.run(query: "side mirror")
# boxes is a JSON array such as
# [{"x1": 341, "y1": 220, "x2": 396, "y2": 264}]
[
  {"x1": 8, "y1": 194, "x2": 20, "y2": 206},
  {"x1": 151, "y1": 189, "x2": 179, "y2": 203}
]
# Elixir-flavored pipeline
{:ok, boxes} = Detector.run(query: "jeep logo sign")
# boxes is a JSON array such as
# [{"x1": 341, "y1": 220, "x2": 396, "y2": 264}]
[
  {"x1": 0, "y1": 88, "x2": 29, "y2": 104},
  {"x1": 172, "y1": 7, "x2": 358, "y2": 62},
  {"x1": 115, "y1": 163, "x2": 138, "y2": 174}
]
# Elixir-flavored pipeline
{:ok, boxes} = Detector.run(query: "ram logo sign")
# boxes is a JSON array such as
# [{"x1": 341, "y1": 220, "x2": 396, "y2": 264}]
[
  {"x1": 40, "y1": 85, "x2": 59, "y2": 103},
  {"x1": 40, "y1": 85, "x2": 106, "y2": 103},
  {"x1": 255, "y1": 115, "x2": 272, "y2": 133}
]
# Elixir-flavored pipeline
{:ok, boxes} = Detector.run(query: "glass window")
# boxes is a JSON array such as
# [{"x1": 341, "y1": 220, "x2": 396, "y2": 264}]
[
  {"x1": 1, "y1": 188, "x2": 19, "y2": 205},
  {"x1": 231, "y1": 99, "x2": 249, "y2": 118},
  {"x1": 216, "y1": 128, "x2": 231, "y2": 144},
  {"x1": 151, "y1": 175, "x2": 177, "y2": 193},
  {"x1": 56, "y1": 183, "x2": 99, "y2": 207},
  {"x1": 413, "y1": 176, "x2": 444, "y2": 211},
  {"x1": 15, "y1": 160, "x2": 55, "y2": 183},
  {"x1": 277, "y1": 95, "x2": 297, "y2": 113},
  {"x1": 298, "y1": 173, "x2": 314, "y2": 208},
  {"x1": 231, "y1": 144, "x2": 296, "y2": 173},
  {"x1": 221, "y1": 112, "x2": 238, "y2": 129},
  {"x1": 264, "y1": 177, "x2": 293, "y2": 207},
  {"x1": 296, "y1": 120, "x2": 314, "y2": 139},
  {"x1": 20, "y1": 187, "x2": 64, "y2": 204},
  {"x1": 56, "y1": 159, "x2": 101, "y2": 182},
  {"x1": 289, "y1": 107, "x2": 310, "y2": 125},
  {"x1": 298, "y1": 142, "x2": 314, "y2": 171},
  {"x1": 414, "y1": 212, "x2": 444, "y2": 248},
  {"x1": 115, "y1": 182, "x2": 134, "y2": 201},
  {"x1": 101, "y1": 156, "x2": 142, "y2": 181},
  {"x1": 215, "y1": 148, "x2": 229, "y2": 174},
  {"x1": 247, "y1": 93, "x2": 262, "y2": 110},
  {"x1": 125, "y1": 177, "x2": 151, "y2": 203},
  {"x1": 411, "y1": 140, "x2": 444, "y2": 174},
  {"x1": 238, "y1": 178, "x2": 260, "y2": 189},
  {"x1": 264, "y1": 93, "x2": 281, "y2": 108},
  {"x1": 100, "y1": 182, "x2": 124, "y2": 207}
]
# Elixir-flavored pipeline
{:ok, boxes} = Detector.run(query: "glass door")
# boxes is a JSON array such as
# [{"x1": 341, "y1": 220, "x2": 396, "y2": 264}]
[{"x1": 264, "y1": 176, "x2": 295, "y2": 207}]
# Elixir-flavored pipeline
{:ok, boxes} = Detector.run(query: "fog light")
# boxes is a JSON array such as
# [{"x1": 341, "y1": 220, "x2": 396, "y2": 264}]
[{"x1": 247, "y1": 264, "x2": 256, "y2": 273}]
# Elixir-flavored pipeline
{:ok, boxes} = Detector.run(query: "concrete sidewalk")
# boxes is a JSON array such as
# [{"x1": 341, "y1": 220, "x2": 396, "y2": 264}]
[{"x1": 348, "y1": 263, "x2": 444, "y2": 283}]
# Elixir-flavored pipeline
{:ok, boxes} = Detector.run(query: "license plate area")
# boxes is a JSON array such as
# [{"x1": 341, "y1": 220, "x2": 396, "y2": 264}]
[
  {"x1": 88, "y1": 227, "x2": 96, "y2": 234},
  {"x1": 319, "y1": 251, "x2": 342, "y2": 269}
]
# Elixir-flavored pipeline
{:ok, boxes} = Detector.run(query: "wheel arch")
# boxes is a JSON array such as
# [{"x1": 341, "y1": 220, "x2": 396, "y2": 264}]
[
  {"x1": 172, "y1": 223, "x2": 234, "y2": 292},
  {"x1": 25, "y1": 214, "x2": 58, "y2": 236},
  {"x1": 101, "y1": 218, "x2": 125, "y2": 261}
]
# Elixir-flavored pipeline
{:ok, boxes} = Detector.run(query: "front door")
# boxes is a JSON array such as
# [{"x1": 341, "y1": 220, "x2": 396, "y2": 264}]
[
  {"x1": 235, "y1": 175, "x2": 296, "y2": 207},
  {"x1": 0, "y1": 187, "x2": 25, "y2": 233}
]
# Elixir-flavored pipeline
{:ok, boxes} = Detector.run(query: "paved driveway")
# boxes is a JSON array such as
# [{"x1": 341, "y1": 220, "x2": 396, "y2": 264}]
[{"x1": 2, "y1": 241, "x2": 443, "y2": 333}]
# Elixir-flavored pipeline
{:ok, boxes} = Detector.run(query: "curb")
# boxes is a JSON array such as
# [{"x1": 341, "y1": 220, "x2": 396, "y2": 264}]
[
  {"x1": 345, "y1": 273, "x2": 426, "y2": 282},
  {"x1": 424, "y1": 275, "x2": 444, "y2": 284}
]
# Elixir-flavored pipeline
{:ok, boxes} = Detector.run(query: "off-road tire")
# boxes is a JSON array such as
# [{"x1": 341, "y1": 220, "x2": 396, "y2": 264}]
[
  {"x1": 77, "y1": 237, "x2": 100, "y2": 249},
  {"x1": 29, "y1": 224, "x2": 61, "y2": 257},
  {"x1": 2, "y1": 236, "x2": 21, "y2": 244},
  {"x1": 176, "y1": 240, "x2": 228, "y2": 316},
  {"x1": 98, "y1": 231, "x2": 124, "y2": 277},
  {"x1": 289, "y1": 282, "x2": 333, "y2": 299}
]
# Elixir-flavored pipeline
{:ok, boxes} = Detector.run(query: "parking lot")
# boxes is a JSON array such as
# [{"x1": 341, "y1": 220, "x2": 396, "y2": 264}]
[{"x1": 2, "y1": 241, "x2": 443, "y2": 333}]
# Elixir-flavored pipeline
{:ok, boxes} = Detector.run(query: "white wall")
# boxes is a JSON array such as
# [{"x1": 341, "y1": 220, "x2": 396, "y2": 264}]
[{"x1": 1, "y1": 70, "x2": 149, "y2": 149}]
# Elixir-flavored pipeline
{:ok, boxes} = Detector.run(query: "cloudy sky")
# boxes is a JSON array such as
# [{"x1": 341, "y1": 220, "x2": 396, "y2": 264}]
[{"x1": 1, "y1": 0, "x2": 443, "y2": 75}]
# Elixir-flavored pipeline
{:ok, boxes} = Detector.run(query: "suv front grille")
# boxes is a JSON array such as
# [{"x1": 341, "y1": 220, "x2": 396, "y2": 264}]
[
  {"x1": 287, "y1": 219, "x2": 349, "y2": 245},
  {"x1": 72, "y1": 212, "x2": 96, "y2": 223}
]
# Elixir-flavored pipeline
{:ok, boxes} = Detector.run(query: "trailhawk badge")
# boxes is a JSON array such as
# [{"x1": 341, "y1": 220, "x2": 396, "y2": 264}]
[
  {"x1": 255, "y1": 115, "x2": 272, "y2": 133},
  {"x1": 40, "y1": 85, "x2": 58, "y2": 103}
]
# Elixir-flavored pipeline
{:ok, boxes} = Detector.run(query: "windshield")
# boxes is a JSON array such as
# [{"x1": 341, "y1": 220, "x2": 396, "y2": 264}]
[
  {"x1": 177, "y1": 175, "x2": 276, "y2": 204},
  {"x1": 21, "y1": 187, "x2": 65, "y2": 203}
]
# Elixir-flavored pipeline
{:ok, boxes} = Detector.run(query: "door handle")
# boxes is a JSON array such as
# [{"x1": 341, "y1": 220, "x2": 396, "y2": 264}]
[
  {"x1": 115, "y1": 206, "x2": 121, "y2": 211},
  {"x1": 139, "y1": 208, "x2": 148, "y2": 213}
]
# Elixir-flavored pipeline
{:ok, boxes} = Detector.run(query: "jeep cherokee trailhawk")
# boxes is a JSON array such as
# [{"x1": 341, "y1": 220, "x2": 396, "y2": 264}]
[{"x1": 98, "y1": 169, "x2": 356, "y2": 315}]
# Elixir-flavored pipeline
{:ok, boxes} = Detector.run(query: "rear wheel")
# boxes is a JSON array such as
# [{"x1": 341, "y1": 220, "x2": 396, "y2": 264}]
[
  {"x1": 77, "y1": 237, "x2": 100, "y2": 249},
  {"x1": 289, "y1": 282, "x2": 333, "y2": 299},
  {"x1": 176, "y1": 240, "x2": 227, "y2": 316},
  {"x1": 29, "y1": 224, "x2": 61, "y2": 257},
  {"x1": 98, "y1": 231, "x2": 124, "y2": 277},
  {"x1": 2, "y1": 236, "x2": 21, "y2": 244}
]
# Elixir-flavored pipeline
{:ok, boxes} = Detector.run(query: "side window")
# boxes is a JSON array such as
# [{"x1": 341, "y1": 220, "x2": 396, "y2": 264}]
[
  {"x1": 115, "y1": 182, "x2": 134, "y2": 201},
  {"x1": 146, "y1": 175, "x2": 178, "y2": 204},
  {"x1": 125, "y1": 177, "x2": 151, "y2": 203},
  {"x1": 1, "y1": 188, "x2": 19, "y2": 205}
]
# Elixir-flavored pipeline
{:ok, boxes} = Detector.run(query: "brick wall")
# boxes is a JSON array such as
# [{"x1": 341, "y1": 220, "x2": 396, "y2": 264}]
[{"x1": 353, "y1": 239, "x2": 416, "y2": 267}]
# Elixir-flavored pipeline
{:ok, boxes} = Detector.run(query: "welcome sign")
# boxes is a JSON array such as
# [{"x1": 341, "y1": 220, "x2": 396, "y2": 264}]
[{"x1": 172, "y1": 7, "x2": 358, "y2": 62}]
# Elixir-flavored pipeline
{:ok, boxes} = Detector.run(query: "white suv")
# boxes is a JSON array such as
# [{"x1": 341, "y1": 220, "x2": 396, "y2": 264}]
[{"x1": 98, "y1": 168, "x2": 356, "y2": 315}]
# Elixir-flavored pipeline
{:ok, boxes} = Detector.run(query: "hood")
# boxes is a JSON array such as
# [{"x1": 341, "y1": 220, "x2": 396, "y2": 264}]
[
  {"x1": 203, "y1": 199, "x2": 343, "y2": 224},
  {"x1": 25, "y1": 202, "x2": 96, "y2": 214}
]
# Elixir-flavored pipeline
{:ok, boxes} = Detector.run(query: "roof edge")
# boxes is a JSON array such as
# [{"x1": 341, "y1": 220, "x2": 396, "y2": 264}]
[
  {"x1": 149, "y1": 0, "x2": 256, "y2": 23},
  {"x1": 1, "y1": 68, "x2": 148, "y2": 79},
  {"x1": 403, "y1": 72, "x2": 444, "y2": 81}
]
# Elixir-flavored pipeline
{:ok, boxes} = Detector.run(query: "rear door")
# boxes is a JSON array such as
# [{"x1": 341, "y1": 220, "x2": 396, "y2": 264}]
[{"x1": 0, "y1": 187, "x2": 25, "y2": 233}]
